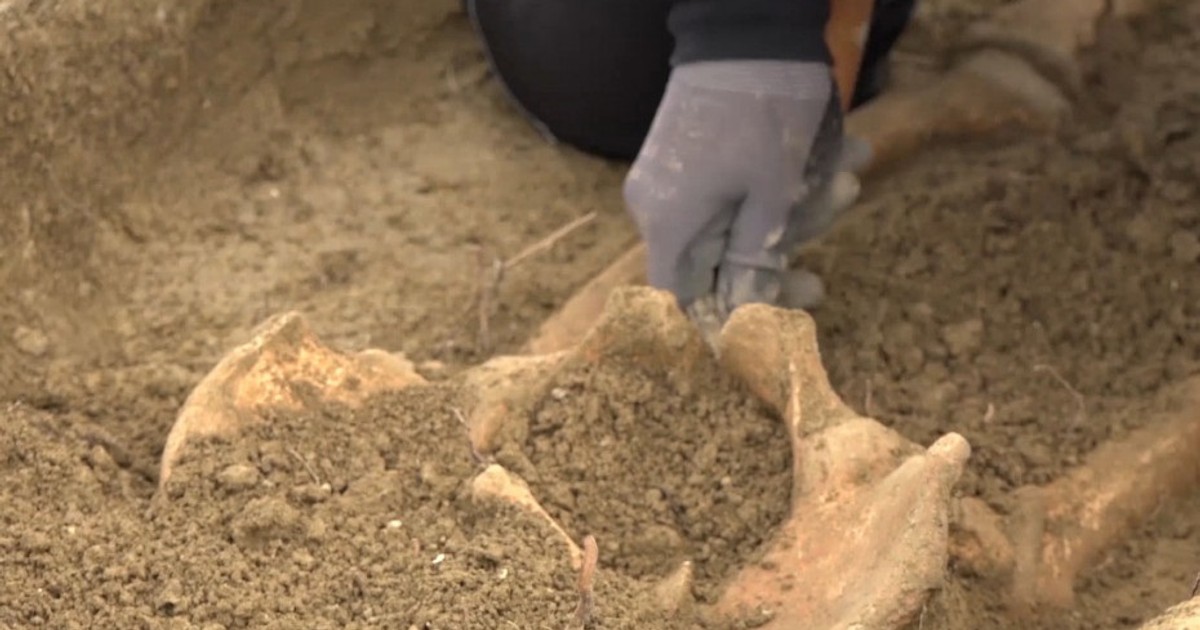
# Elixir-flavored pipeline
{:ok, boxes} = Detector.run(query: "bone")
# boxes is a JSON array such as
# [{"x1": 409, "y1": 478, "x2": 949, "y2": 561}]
[
  {"x1": 1136, "y1": 596, "x2": 1200, "y2": 630},
  {"x1": 651, "y1": 561, "x2": 696, "y2": 615},
  {"x1": 458, "y1": 352, "x2": 569, "y2": 455},
  {"x1": 158, "y1": 312, "x2": 425, "y2": 488},
  {"x1": 709, "y1": 302, "x2": 970, "y2": 629},
  {"x1": 471, "y1": 464, "x2": 584, "y2": 570},
  {"x1": 1010, "y1": 376, "x2": 1200, "y2": 608}
]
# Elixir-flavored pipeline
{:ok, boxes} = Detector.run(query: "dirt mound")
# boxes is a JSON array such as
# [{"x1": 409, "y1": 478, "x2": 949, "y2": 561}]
[
  {"x1": 516, "y1": 359, "x2": 792, "y2": 602},
  {"x1": 0, "y1": 394, "x2": 686, "y2": 629}
]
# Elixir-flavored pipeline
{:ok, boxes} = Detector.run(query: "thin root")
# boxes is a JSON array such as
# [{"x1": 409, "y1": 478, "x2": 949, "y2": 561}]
[
  {"x1": 1191, "y1": 570, "x2": 1199, "y2": 599},
  {"x1": 573, "y1": 534, "x2": 599, "y2": 629},
  {"x1": 473, "y1": 212, "x2": 597, "y2": 354},
  {"x1": 451, "y1": 407, "x2": 489, "y2": 465},
  {"x1": 863, "y1": 375, "x2": 875, "y2": 418},
  {"x1": 1033, "y1": 364, "x2": 1086, "y2": 426},
  {"x1": 506, "y1": 212, "x2": 597, "y2": 270},
  {"x1": 475, "y1": 247, "x2": 503, "y2": 353},
  {"x1": 286, "y1": 447, "x2": 321, "y2": 485}
]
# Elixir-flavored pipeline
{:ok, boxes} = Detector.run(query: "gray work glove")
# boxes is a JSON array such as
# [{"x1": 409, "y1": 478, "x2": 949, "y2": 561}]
[{"x1": 623, "y1": 59, "x2": 870, "y2": 335}]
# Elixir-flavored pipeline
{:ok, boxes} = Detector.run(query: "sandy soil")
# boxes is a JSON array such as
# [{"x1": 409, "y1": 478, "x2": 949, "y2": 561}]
[{"x1": 0, "y1": 0, "x2": 1197, "y2": 628}]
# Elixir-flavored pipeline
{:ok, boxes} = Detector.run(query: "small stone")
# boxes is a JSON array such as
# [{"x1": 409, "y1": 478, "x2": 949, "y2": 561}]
[
  {"x1": 898, "y1": 346, "x2": 926, "y2": 374},
  {"x1": 551, "y1": 387, "x2": 569, "y2": 401},
  {"x1": 1125, "y1": 213, "x2": 1167, "y2": 254},
  {"x1": 216, "y1": 464, "x2": 261, "y2": 492},
  {"x1": 909, "y1": 302, "x2": 935, "y2": 320},
  {"x1": 652, "y1": 561, "x2": 695, "y2": 614},
  {"x1": 292, "y1": 549, "x2": 316, "y2": 570},
  {"x1": 896, "y1": 250, "x2": 929, "y2": 277},
  {"x1": 82, "y1": 372, "x2": 105, "y2": 394},
  {"x1": 1168, "y1": 231, "x2": 1200, "y2": 263},
  {"x1": 87, "y1": 444, "x2": 118, "y2": 472},
  {"x1": 886, "y1": 321, "x2": 919, "y2": 346},
  {"x1": 1160, "y1": 181, "x2": 1192, "y2": 203},
  {"x1": 156, "y1": 578, "x2": 187, "y2": 616},
  {"x1": 949, "y1": 497, "x2": 1014, "y2": 580},
  {"x1": 386, "y1": 519, "x2": 403, "y2": 530},
  {"x1": 12, "y1": 326, "x2": 49, "y2": 357},
  {"x1": 306, "y1": 516, "x2": 328, "y2": 543},
  {"x1": 1072, "y1": 130, "x2": 1112, "y2": 154},
  {"x1": 923, "y1": 381, "x2": 960, "y2": 410},
  {"x1": 941, "y1": 319, "x2": 984, "y2": 359},
  {"x1": 418, "y1": 360, "x2": 446, "y2": 377},
  {"x1": 1016, "y1": 435, "x2": 1054, "y2": 469},
  {"x1": 22, "y1": 531, "x2": 52, "y2": 553},
  {"x1": 231, "y1": 496, "x2": 304, "y2": 548},
  {"x1": 305, "y1": 183, "x2": 349, "y2": 214},
  {"x1": 289, "y1": 483, "x2": 331, "y2": 504}
]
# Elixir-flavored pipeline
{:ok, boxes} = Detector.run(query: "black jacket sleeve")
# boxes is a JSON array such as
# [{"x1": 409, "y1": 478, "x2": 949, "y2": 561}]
[{"x1": 668, "y1": 0, "x2": 832, "y2": 66}]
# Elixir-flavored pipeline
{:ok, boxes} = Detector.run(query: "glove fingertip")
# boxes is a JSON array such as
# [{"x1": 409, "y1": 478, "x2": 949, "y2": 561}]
[
  {"x1": 829, "y1": 171, "x2": 862, "y2": 213},
  {"x1": 840, "y1": 135, "x2": 874, "y2": 174}
]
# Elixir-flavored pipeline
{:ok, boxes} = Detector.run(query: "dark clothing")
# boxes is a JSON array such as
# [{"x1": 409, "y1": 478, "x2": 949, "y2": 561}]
[
  {"x1": 468, "y1": 0, "x2": 674, "y2": 158},
  {"x1": 668, "y1": 0, "x2": 831, "y2": 66},
  {"x1": 466, "y1": 0, "x2": 916, "y2": 160}
]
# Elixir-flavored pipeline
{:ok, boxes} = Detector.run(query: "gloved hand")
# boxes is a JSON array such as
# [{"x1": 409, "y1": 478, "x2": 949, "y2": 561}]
[{"x1": 623, "y1": 59, "x2": 870, "y2": 335}]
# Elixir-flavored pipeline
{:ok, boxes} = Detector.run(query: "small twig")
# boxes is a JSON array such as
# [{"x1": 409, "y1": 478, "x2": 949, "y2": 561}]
[
  {"x1": 473, "y1": 212, "x2": 597, "y2": 353},
  {"x1": 863, "y1": 375, "x2": 875, "y2": 418},
  {"x1": 890, "y1": 49, "x2": 941, "y2": 69},
  {"x1": 1190, "y1": 570, "x2": 1199, "y2": 598},
  {"x1": 451, "y1": 407, "x2": 489, "y2": 465},
  {"x1": 982, "y1": 403, "x2": 996, "y2": 424},
  {"x1": 286, "y1": 447, "x2": 321, "y2": 485},
  {"x1": 1033, "y1": 364, "x2": 1087, "y2": 426},
  {"x1": 475, "y1": 247, "x2": 503, "y2": 352},
  {"x1": 506, "y1": 212, "x2": 596, "y2": 270},
  {"x1": 573, "y1": 535, "x2": 599, "y2": 629}
]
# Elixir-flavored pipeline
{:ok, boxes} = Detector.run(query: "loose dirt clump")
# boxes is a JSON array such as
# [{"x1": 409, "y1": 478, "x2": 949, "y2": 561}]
[
  {"x1": 512, "y1": 360, "x2": 792, "y2": 604},
  {"x1": 0, "y1": 392, "x2": 684, "y2": 629}
]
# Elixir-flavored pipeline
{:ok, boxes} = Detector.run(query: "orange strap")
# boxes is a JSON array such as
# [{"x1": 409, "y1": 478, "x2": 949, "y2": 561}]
[{"x1": 825, "y1": 0, "x2": 875, "y2": 111}]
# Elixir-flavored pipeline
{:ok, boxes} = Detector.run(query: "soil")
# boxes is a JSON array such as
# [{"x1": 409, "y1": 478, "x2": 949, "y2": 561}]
[
  {"x1": 811, "y1": 3, "x2": 1200, "y2": 499},
  {"x1": 515, "y1": 361, "x2": 792, "y2": 604},
  {"x1": 0, "y1": 0, "x2": 1198, "y2": 628},
  {"x1": 1, "y1": 391, "x2": 685, "y2": 629},
  {"x1": 802, "y1": 4, "x2": 1200, "y2": 626}
]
